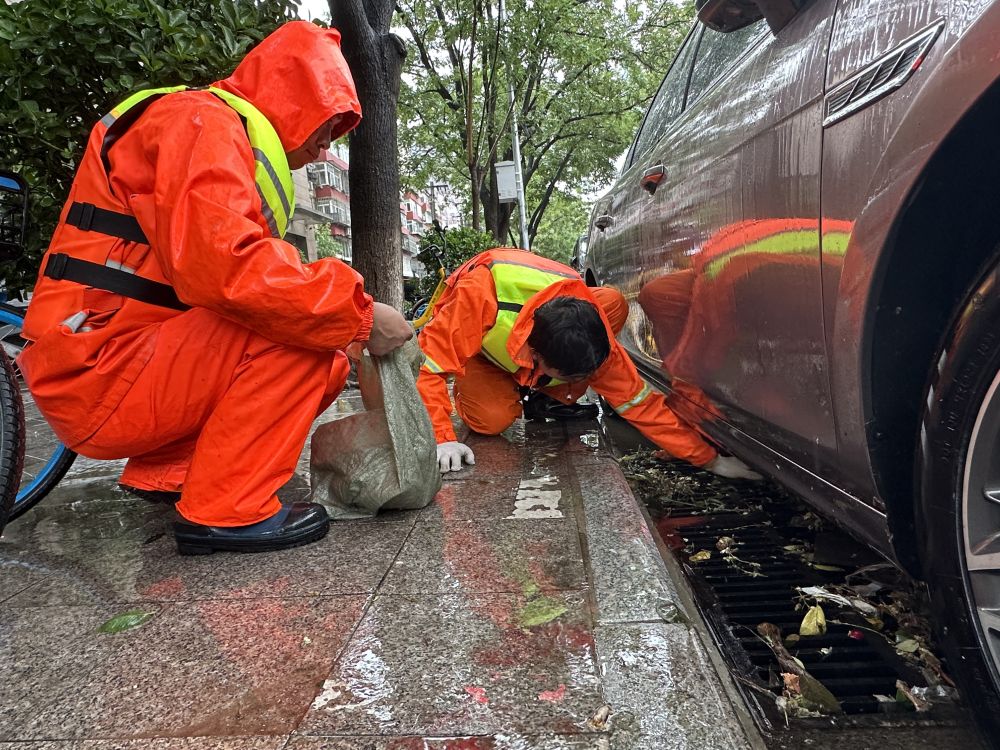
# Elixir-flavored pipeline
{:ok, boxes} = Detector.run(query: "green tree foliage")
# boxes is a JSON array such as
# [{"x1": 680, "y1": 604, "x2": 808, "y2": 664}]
[
  {"x1": 414, "y1": 226, "x2": 498, "y2": 299},
  {"x1": 0, "y1": 0, "x2": 298, "y2": 293},
  {"x1": 396, "y1": 0, "x2": 693, "y2": 248},
  {"x1": 531, "y1": 191, "x2": 589, "y2": 265}
]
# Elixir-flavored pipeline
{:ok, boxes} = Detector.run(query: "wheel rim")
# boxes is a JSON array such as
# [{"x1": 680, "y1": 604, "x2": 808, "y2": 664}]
[{"x1": 961, "y1": 364, "x2": 1000, "y2": 690}]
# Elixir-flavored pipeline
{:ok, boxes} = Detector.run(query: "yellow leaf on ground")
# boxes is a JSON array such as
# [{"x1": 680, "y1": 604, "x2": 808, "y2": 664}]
[{"x1": 799, "y1": 605, "x2": 827, "y2": 637}]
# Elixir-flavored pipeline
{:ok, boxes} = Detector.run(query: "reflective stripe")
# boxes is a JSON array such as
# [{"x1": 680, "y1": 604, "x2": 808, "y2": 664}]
[
  {"x1": 614, "y1": 382, "x2": 652, "y2": 415},
  {"x1": 486, "y1": 258, "x2": 578, "y2": 279},
  {"x1": 105, "y1": 260, "x2": 137, "y2": 274},
  {"x1": 60, "y1": 311, "x2": 89, "y2": 332},
  {"x1": 95, "y1": 85, "x2": 293, "y2": 238},
  {"x1": 257, "y1": 187, "x2": 281, "y2": 237},
  {"x1": 422, "y1": 354, "x2": 445, "y2": 374},
  {"x1": 480, "y1": 347, "x2": 506, "y2": 370},
  {"x1": 208, "y1": 86, "x2": 294, "y2": 238},
  {"x1": 253, "y1": 148, "x2": 292, "y2": 218}
]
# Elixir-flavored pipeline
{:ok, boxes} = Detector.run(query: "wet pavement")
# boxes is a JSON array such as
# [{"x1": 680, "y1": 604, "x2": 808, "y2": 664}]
[{"x1": 0, "y1": 392, "x2": 754, "y2": 749}]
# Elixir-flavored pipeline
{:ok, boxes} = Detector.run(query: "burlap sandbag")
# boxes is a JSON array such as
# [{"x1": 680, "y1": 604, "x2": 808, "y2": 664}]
[{"x1": 310, "y1": 338, "x2": 441, "y2": 519}]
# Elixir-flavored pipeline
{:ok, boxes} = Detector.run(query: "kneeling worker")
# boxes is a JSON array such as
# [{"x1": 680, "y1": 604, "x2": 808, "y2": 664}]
[
  {"x1": 18, "y1": 22, "x2": 413, "y2": 554},
  {"x1": 416, "y1": 247, "x2": 760, "y2": 480}
]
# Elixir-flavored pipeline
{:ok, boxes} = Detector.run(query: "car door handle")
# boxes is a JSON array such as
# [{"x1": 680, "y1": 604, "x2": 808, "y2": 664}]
[
  {"x1": 641, "y1": 164, "x2": 666, "y2": 194},
  {"x1": 594, "y1": 214, "x2": 615, "y2": 231}
]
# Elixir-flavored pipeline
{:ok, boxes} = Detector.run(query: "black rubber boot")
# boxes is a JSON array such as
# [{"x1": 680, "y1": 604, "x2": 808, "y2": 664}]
[
  {"x1": 118, "y1": 483, "x2": 182, "y2": 504},
  {"x1": 522, "y1": 391, "x2": 599, "y2": 421},
  {"x1": 173, "y1": 501, "x2": 330, "y2": 555}
]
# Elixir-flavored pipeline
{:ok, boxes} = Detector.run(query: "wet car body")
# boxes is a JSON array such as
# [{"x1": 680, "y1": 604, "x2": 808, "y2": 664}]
[
  {"x1": 586, "y1": 0, "x2": 1000, "y2": 736},
  {"x1": 586, "y1": 0, "x2": 1000, "y2": 566}
]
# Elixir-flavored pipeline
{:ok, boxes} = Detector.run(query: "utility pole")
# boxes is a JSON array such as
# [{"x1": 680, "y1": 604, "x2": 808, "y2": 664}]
[{"x1": 497, "y1": 0, "x2": 530, "y2": 251}]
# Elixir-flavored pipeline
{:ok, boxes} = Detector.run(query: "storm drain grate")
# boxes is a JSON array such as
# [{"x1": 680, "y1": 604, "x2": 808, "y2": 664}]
[{"x1": 670, "y1": 514, "x2": 929, "y2": 718}]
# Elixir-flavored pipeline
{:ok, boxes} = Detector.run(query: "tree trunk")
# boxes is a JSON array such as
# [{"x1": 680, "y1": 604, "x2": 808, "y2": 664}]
[
  {"x1": 469, "y1": 162, "x2": 482, "y2": 231},
  {"x1": 331, "y1": 0, "x2": 406, "y2": 310}
]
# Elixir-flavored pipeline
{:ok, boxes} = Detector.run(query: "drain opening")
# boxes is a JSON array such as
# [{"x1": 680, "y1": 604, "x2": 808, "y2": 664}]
[{"x1": 619, "y1": 450, "x2": 966, "y2": 735}]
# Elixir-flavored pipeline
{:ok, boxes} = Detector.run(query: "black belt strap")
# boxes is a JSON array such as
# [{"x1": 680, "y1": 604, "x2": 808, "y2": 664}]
[
  {"x1": 66, "y1": 201, "x2": 149, "y2": 245},
  {"x1": 44, "y1": 253, "x2": 189, "y2": 312}
]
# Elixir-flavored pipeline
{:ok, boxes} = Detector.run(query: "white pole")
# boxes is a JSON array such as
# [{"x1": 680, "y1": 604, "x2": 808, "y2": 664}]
[{"x1": 498, "y1": 0, "x2": 531, "y2": 251}]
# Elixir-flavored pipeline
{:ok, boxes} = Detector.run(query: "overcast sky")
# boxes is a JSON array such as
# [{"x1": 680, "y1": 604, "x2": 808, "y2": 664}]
[{"x1": 298, "y1": 0, "x2": 330, "y2": 22}]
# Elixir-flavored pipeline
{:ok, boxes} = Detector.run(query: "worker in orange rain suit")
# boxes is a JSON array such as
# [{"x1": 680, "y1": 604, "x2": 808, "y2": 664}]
[
  {"x1": 415, "y1": 247, "x2": 760, "y2": 479},
  {"x1": 18, "y1": 21, "x2": 413, "y2": 555}
]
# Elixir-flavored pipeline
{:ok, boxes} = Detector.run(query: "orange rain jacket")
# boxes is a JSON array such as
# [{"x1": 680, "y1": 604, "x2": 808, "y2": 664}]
[
  {"x1": 20, "y1": 22, "x2": 371, "y2": 449},
  {"x1": 416, "y1": 249, "x2": 718, "y2": 466}
]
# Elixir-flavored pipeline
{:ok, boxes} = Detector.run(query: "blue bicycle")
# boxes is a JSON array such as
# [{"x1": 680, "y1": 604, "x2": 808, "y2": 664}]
[{"x1": 0, "y1": 172, "x2": 76, "y2": 531}]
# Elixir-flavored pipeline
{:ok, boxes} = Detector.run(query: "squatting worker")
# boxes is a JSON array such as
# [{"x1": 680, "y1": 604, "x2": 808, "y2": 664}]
[
  {"x1": 416, "y1": 248, "x2": 761, "y2": 480},
  {"x1": 19, "y1": 22, "x2": 413, "y2": 554}
]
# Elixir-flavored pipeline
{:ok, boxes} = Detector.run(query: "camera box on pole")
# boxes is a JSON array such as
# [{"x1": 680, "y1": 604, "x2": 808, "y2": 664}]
[{"x1": 495, "y1": 161, "x2": 518, "y2": 204}]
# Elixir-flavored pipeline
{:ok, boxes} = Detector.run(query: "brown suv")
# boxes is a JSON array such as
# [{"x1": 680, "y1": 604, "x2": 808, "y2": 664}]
[{"x1": 584, "y1": 0, "x2": 1000, "y2": 739}]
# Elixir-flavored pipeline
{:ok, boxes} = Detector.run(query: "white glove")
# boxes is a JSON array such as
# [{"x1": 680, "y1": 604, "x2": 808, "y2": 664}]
[
  {"x1": 703, "y1": 455, "x2": 762, "y2": 481},
  {"x1": 437, "y1": 441, "x2": 476, "y2": 473}
]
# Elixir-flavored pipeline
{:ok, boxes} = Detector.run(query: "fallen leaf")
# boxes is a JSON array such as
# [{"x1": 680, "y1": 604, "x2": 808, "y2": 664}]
[
  {"x1": 896, "y1": 680, "x2": 932, "y2": 712},
  {"x1": 716, "y1": 536, "x2": 735, "y2": 551},
  {"x1": 799, "y1": 605, "x2": 827, "y2": 637},
  {"x1": 690, "y1": 550, "x2": 712, "y2": 563},
  {"x1": 895, "y1": 638, "x2": 919, "y2": 654},
  {"x1": 782, "y1": 672, "x2": 801, "y2": 695},
  {"x1": 587, "y1": 704, "x2": 612, "y2": 729},
  {"x1": 518, "y1": 595, "x2": 568, "y2": 628},
  {"x1": 97, "y1": 610, "x2": 154, "y2": 634},
  {"x1": 809, "y1": 563, "x2": 846, "y2": 573}
]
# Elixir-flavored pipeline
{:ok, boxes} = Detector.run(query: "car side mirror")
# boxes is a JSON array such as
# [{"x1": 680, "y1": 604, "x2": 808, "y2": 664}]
[{"x1": 696, "y1": 0, "x2": 802, "y2": 35}]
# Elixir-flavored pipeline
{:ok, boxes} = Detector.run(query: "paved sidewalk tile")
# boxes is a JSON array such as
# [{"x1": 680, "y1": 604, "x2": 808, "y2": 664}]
[
  {"x1": 418, "y1": 479, "x2": 522, "y2": 522},
  {"x1": 575, "y1": 462, "x2": 683, "y2": 625},
  {"x1": 79, "y1": 739, "x2": 285, "y2": 749},
  {"x1": 4, "y1": 596, "x2": 366, "y2": 741},
  {"x1": 298, "y1": 592, "x2": 603, "y2": 737},
  {"x1": 3, "y1": 520, "x2": 414, "y2": 606},
  {"x1": 287, "y1": 735, "x2": 610, "y2": 749},
  {"x1": 595, "y1": 623, "x2": 751, "y2": 750},
  {"x1": 1, "y1": 603, "x2": 161, "y2": 740},
  {"x1": 381, "y1": 519, "x2": 586, "y2": 595}
]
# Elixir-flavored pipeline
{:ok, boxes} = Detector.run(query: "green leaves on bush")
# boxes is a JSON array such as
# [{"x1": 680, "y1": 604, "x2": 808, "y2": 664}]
[{"x1": 0, "y1": 0, "x2": 299, "y2": 293}]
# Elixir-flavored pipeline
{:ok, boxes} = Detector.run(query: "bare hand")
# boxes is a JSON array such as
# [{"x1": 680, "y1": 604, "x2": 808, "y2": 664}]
[{"x1": 366, "y1": 302, "x2": 413, "y2": 356}]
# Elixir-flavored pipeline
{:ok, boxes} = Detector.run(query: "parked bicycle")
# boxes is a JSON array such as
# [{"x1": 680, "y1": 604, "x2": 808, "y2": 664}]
[{"x1": 0, "y1": 172, "x2": 77, "y2": 533}]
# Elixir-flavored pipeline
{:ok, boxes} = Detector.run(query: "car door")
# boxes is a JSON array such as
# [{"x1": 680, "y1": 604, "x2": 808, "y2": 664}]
[
  {"x1": 631, "y1": 2, "x2": 842, "y2": 473},
  {"x1": 586, "y1": 28, "x2": 699, "y2": 351}
]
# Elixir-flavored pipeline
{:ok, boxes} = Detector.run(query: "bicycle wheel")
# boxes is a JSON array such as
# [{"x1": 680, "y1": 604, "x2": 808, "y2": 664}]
[
  {"x1": 0, "y1": 347, "x2": 24, "y2": 532},
  {"x1": 0, "y1": 303, "x2": 76, "y2": 521}
]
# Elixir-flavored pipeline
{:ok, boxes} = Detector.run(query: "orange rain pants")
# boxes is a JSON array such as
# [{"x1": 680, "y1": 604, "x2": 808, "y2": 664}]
[{"x1": 77, "y1": 308, "x2": 349, "y2": 527}]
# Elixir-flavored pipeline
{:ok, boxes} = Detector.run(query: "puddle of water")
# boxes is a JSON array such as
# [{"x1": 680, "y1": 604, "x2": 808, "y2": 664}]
[{"x1": 509, "y1": 477, "x2": 563, "y2": 520}]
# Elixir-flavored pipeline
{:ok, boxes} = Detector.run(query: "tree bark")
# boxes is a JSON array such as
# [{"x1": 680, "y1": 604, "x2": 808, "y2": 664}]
[{"x1": 331, "y1": 0, "x2": 406, "y2": 310}]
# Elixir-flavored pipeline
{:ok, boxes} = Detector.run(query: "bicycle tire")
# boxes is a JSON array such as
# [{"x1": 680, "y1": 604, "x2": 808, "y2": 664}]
[
  {"x1": 0, "y1": 303, "x2": 77, "y2": 522},
  {"x1": 0, "y1": 348, "x2": 24, "y2": 533}
]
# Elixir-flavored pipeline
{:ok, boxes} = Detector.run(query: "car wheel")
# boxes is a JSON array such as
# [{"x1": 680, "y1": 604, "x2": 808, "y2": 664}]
[{"x1": 920, "y1": 262, "x2": 1000, "y2": 745}]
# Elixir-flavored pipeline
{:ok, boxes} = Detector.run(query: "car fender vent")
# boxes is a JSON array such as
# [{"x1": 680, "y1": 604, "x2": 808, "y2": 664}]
[{"x1": 824, "y1": 20, "x2": 944, "y2": 127}]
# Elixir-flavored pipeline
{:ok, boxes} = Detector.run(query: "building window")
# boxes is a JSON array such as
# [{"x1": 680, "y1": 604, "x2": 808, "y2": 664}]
[{"x1": 316, "y1": 199, "x2": 351, "y2": 226}]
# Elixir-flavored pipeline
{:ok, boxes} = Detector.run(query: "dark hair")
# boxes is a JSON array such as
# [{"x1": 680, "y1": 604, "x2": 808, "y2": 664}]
[{"x1": 527, "y1": 297, "x2": 610, "y2": 377}]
